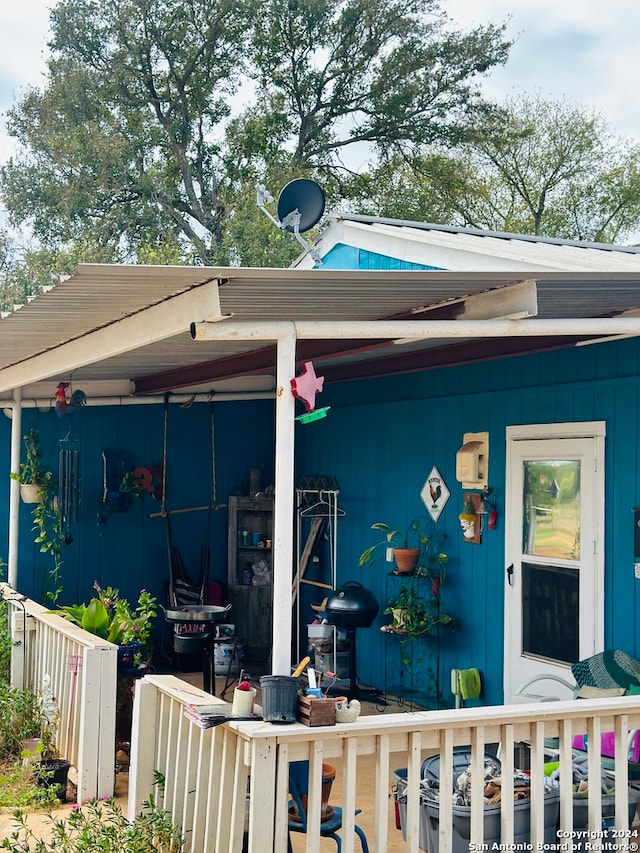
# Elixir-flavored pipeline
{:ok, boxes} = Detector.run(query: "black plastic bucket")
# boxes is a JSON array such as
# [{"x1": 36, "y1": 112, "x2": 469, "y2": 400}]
[{"x1": 259, "y1": 675, "x2": 299, "y2": 723}]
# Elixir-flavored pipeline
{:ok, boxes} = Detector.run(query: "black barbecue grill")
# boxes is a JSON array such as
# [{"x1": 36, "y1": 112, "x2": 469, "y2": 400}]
[{"x1": 324, "y1": 582, "x2": 384, "y2": 703}]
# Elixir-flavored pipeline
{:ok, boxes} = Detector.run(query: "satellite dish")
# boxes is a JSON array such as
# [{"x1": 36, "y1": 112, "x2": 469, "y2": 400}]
[
  {"x1": 277, "y1": 179, "x2": 326, "y2": 233},
  {"x1": 255, "y1": 179, "x2": 325, "y2": 262}
]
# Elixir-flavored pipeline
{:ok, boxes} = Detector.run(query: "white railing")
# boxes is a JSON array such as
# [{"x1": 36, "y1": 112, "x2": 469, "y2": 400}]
[
  {"x1": 129, "y1": 673, "x2": 640, "y2": 853},
  {"x1": 2, "y1": 583, "x2": 118, "y2": 803}
]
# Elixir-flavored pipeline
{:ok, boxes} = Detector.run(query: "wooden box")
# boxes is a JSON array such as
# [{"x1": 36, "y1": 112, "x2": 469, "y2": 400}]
[{"x1": 297, "y1": 695, "x2": 336, "y2": 727}]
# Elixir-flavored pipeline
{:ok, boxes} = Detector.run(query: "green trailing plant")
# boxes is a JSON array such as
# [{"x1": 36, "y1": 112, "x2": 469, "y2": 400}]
[
  {"x1": 8, "y1": 430, "x2": 65, "y2": 604},
  {"x1": 382, "y1": 578, "x2": 453, "y2": 639},
  {"x1": 32, "y1": 490, "x2": 66, "y2": 605},
  {"x1": 0, "y1": 794, "x2": 184, "y2": 851},
  {"x1": 9, "y1": 428, "x2": 51, "y2": 489}
]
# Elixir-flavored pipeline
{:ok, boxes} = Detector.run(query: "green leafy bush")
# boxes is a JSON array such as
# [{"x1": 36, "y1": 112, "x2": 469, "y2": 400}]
[
  {"x1": 0, "y1": 795, "x2": 184, "y2": 852},
  {"x1": 0, "y1": 760, "x2": 60, "y2": 809},
  {"x1": 0, "y1": 594, "x2": 12, "y2": 684},
  {"x1": 0, "y1": 681, "x2": 40, "y2": 762}
]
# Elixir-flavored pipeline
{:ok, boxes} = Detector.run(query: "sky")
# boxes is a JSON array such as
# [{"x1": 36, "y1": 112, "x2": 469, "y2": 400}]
[{"x1": 0, "y1": 0, "x2": 639, "y2": 174}]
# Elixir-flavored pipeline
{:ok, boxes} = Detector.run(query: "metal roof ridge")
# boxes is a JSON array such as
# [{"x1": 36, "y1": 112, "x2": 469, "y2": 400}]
[{"x1": 325, "y1": 212, "x2": 640, "y2": 255}]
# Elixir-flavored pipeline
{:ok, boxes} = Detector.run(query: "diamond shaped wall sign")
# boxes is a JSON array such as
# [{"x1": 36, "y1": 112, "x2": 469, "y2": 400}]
[{"x1": 420, "y1": 466, "x2": 450, "y2": 522}]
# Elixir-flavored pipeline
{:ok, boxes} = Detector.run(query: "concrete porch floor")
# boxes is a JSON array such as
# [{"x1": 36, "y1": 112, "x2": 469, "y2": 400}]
[{"x1": 0, "y1": 670, "x2": 413, "y2": 851}]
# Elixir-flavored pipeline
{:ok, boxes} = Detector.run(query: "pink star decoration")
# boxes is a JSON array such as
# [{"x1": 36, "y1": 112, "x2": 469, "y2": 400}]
[{"x1": 290, "y1": 361, "x2": 325, "y2": 412}]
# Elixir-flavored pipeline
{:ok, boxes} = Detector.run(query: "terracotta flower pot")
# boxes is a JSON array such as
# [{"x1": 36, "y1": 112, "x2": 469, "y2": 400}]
[
  {"x1": 393, "y1": 548, "x2": 419, "y2": 573},
  {"x1": 289, "y1": 761, "x2": 336, "y2": 821}
]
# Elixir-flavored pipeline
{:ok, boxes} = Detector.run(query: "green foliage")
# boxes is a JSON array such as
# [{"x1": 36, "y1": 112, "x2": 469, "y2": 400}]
[
  {"x1": 9, "y1": 429, "x2": 50, "y2": 488},
  {"x1": 7, "y1": 429, "x2": 66, "y2": 605},
  {"x1": 0, "y1": 794, "x2": 184, "y2": 851},
  {"x1": 358, "y1": 516, "x2": 449, "y2": 570},
  {"x1": 0, "y1": 760, "x2": 60, "y2": 809},
  {"x1": 366, "y1": 94, "x2": 640, "y2": 243},
  {"x1": 0, "y1": 0, "x2": 510, "y2": 269},
  {"x1": 0, "y1": 564, "x2": 12, "y2": 684},
  {"x1": 55, "y1": 583, "x2": 158, "y2": 665},
  {"x1": 383, "y1": 578, "x2": 452, "y2": 638},
  {"x1": 0, "y1": 682, "x2": 41, "y2": 762}
]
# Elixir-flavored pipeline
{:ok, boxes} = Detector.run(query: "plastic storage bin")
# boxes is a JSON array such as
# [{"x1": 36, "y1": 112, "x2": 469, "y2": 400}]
[
  {"x1": 393, "y1": 768, "x2": 429, "y2": 850},
  {"x1": 572, "y1": 787, "x2": 640, "y2": 829},
  {"x1": 393, "y1": 749, "x2": 559, "y2": 853},
  {"x1": 424, "y1": 792, "x2": 560, "y2": 853},
  {"x1": 393, "y1": 748, "x2": 502, "y2": 852}
]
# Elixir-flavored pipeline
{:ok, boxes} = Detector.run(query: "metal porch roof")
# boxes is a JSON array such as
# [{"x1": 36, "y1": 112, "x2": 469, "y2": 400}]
[{"x1": 1, "y1": 264, "x2": 640, "y2": 399}]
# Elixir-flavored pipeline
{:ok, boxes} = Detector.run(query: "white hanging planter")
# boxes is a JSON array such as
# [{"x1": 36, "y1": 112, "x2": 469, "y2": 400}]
[{"x1": 20, "y1": 483, "x2": 44, "y2": 504}]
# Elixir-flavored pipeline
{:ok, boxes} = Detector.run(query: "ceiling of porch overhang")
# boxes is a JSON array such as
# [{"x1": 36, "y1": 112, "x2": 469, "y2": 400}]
[{"x1": 1, "y1": 264, "x2": 640, "y2": 399}]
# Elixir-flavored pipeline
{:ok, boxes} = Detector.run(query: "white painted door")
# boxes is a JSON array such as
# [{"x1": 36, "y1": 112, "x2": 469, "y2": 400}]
[{"x1": 504, "y1": 423, "x2": 605, "y2": 703}]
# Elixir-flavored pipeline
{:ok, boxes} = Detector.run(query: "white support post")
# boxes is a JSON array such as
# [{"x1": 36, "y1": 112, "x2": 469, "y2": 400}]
[
  {"x1": 7, "y1": 387, "x2": 22, "y2": 589},
  {"x1": 10, "y1": 608, "x2": 35, "y2": 690},
  {"x1": 247, "y1": 736, "x2": 278, "y2": 853},
  {"x1": 77, "y1": 646, "x2": 116, "y2": 802},
  {"x1": 271, "y1": 325, "x2": 297, "y2": 676},
  {"x1": 128, "y1": 677, "x2": 160, "y2": 819}
]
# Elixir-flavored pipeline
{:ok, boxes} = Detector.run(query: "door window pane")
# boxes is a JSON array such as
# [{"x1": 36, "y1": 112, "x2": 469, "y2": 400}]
[
  {"x1": 522, "y1": 460, "x2": 581, "y2": 560},
  {"x1": 522, "y1": 563, "x2": 579, "y2": 664}
]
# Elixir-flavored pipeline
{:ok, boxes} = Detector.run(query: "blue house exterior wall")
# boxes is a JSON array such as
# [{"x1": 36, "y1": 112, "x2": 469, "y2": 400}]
[
  {"x1": 318, "y1": 243, "x2": 441, "y2": 271},
  {"x1": 296, "y1": 336, "x2": 640, "y2": 707},
  {"x1": 2, "y1": 337, "x2": 639, "y2": 707},
  {"x1": 0, "y1": 400, "x2": 275, "y2": 618}
]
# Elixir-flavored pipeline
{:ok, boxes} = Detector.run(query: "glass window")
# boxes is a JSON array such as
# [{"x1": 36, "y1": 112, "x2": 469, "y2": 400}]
[{"x1": 522, "y1": 461, "x2": 581, "y2": 560}]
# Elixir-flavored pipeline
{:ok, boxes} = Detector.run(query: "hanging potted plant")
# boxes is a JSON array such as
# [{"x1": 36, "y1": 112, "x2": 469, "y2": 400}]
[
  {"x1": 9, "y1": 429, "x2": 66, "y2": 604},
  {"x1": 9, "y1": 429, "x2": 53, "y2": 504},
  {"x1": 358, "y1": 516, "x2": 438, "y2": 574}
]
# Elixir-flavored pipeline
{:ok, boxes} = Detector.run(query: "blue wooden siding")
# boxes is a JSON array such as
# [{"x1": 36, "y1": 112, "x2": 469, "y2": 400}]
[
  {"x1": 0, "y1": 400, "x2": 275, "y2": 613},
  {"x1": 2, "y1": 337, "x2": 640, "y2": 705},
  {"x1": 297, "y1": 336, "x2": 640, "y2": 706},
  {"x1": 318, "y1": 243, "x2": 441, "y2": 271}
]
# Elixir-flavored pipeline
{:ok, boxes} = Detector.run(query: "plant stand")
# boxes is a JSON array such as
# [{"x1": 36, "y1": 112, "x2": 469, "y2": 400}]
[{"x1": 382, "y1": 574, "x2": 448, "y2": 710}]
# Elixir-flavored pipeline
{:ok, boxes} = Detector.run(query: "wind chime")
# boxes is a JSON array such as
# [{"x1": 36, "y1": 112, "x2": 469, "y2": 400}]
[
  {"x1": 58, "y1": 439, "x2": 80, "y2": 544},
  {"x1": 55, "y1": 381, "x2": 86, "y2": 544}
]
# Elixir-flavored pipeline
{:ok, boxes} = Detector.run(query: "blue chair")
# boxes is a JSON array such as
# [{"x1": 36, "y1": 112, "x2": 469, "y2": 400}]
[{"x1": 287, "y1": 765, "x2": 370, "y2": 853}]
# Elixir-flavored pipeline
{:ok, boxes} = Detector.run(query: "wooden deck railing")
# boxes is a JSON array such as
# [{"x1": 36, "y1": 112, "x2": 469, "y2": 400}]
[
  {"x1": 2, "y1": 583, "x2": 117, "y2": 803},
  {"x1": 129, "y1": 673, "x2": 640, "y2": 853}
]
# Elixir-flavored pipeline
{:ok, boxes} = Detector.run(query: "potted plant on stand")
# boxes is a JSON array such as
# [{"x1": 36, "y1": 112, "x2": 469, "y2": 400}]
[
  {"x1": 54, "y1": 581, "x2": 158, "y2": 671},
  {"x1": 382, "y1": 579, "x2": 453, "y2": 636},
  {"x1": 358, "y1": 516, "x2": 442, "y2": 574}
]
